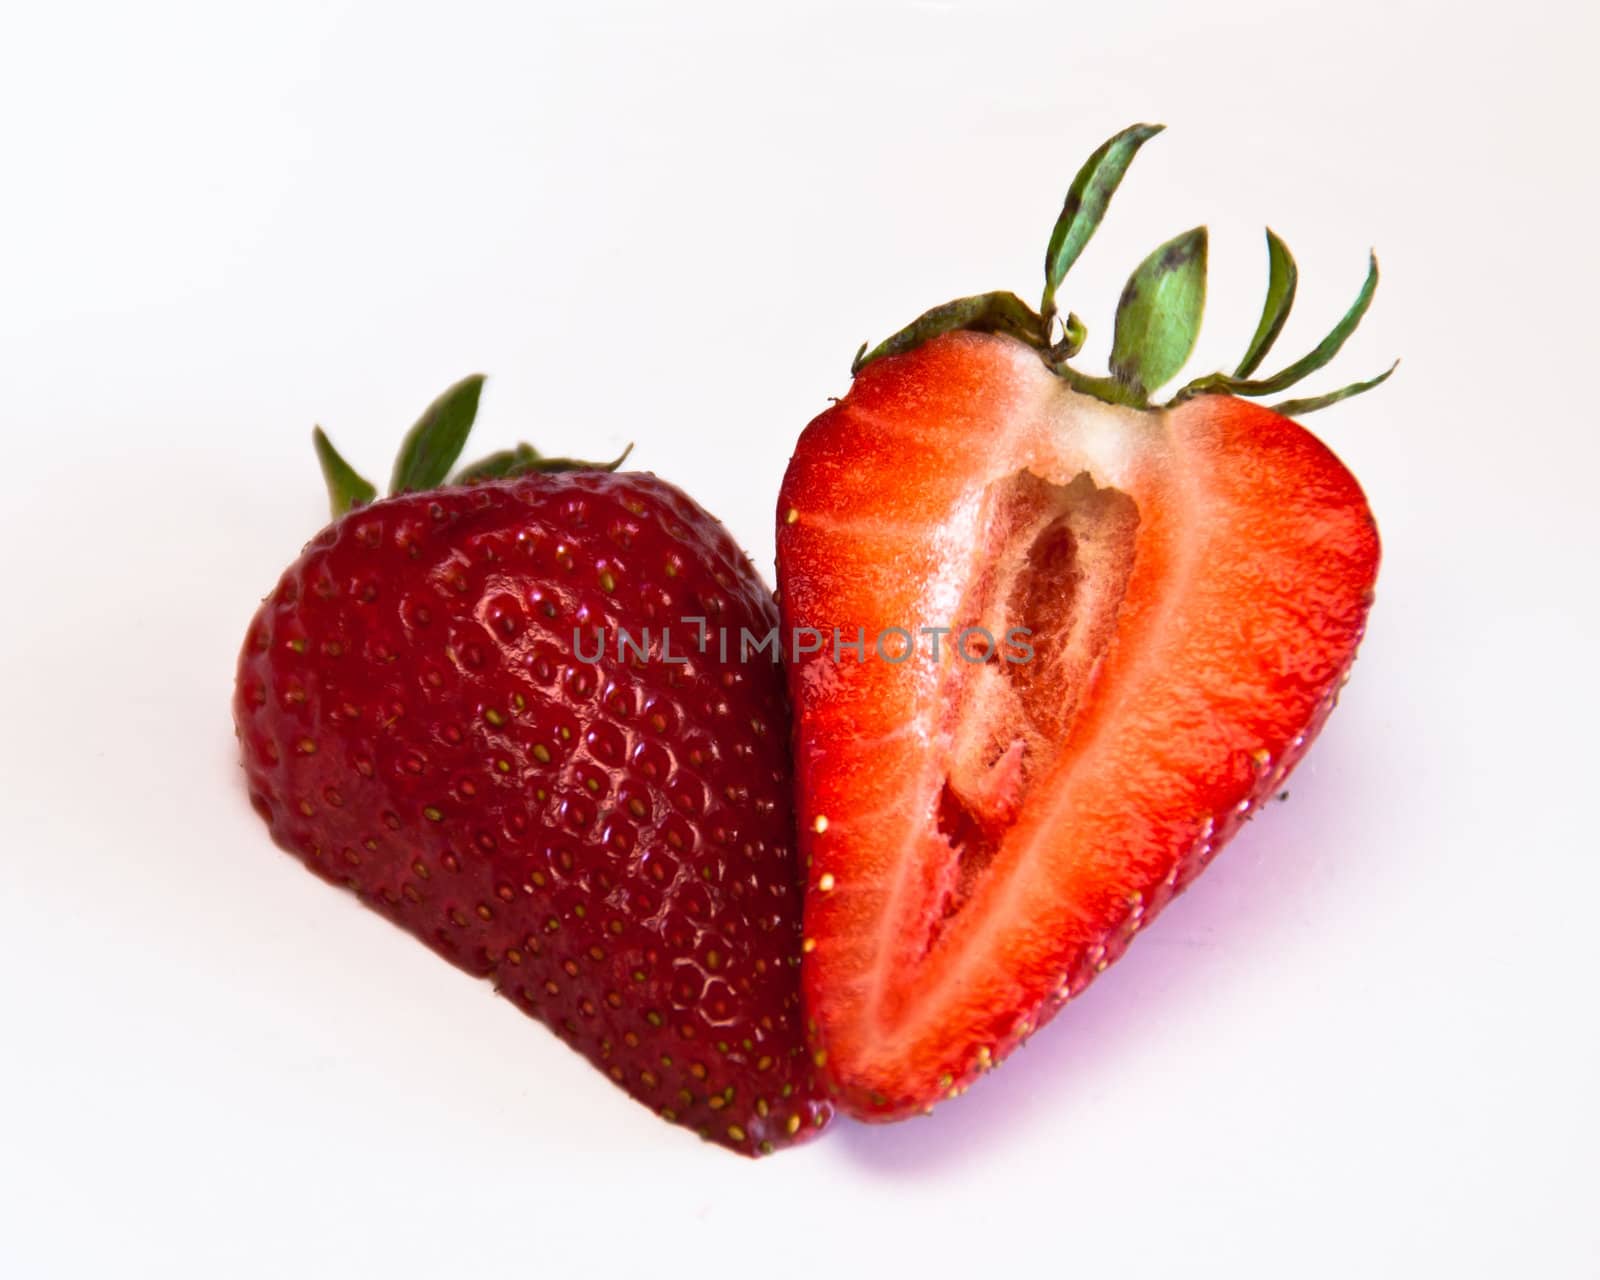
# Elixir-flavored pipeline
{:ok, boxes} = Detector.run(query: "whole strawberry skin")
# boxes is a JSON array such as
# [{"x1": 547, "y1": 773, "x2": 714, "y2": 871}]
[
  {"x1": 776, "y1": 126, "x2": 1392, "y2": 1121},
  {"x1": 235, "y1": 416, "x2": 830, "y2": 1154}
]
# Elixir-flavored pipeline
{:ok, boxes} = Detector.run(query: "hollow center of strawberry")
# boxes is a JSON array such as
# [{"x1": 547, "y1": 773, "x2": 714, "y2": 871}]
[{"x1": 927, "y1": 466, "x2": 1139, "y2": 947}]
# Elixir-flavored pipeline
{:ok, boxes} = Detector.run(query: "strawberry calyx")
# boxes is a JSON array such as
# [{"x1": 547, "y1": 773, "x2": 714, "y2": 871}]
[
  {"x1": 311, "y1": 373, "x2": 633, "y2": 519},
  {"x1": 850, "y1": 291, "x2": 1075, "y2": 377},
  {"x1": 851, "y1": 123, "x2": 1397, "y2": 415}
]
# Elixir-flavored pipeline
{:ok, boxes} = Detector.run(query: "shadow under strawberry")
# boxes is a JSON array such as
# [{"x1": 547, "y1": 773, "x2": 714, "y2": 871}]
[{"x1": 828, "y1": 722, "x2": 1382, "y2": 1175}]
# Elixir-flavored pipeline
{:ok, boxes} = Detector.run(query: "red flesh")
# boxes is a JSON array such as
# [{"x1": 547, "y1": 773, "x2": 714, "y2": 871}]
[
  {"x1": 776, "y1": 331, "x2": 1379, "y2": 1119},
  {"x1": 236, "y1": 471, "x2": 830, "y2": 1154}
]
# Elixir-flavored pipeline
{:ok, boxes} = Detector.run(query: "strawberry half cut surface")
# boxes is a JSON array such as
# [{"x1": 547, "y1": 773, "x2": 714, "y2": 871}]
[
  {"x1": 235, "y1": 379, "x2": 831, "y2": 1155},
  {"x1": 777, "y1": 125, "x2": 1391, "y2": 1120}
]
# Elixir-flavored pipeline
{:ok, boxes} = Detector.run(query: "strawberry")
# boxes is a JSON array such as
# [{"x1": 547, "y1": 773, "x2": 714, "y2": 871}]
[
  {"x1": 776, "y1": 125, "x2": 1392, "y2": 1121},
  {"x1": 234, "y1": 377, "x2": 830, "y2": 1155}
]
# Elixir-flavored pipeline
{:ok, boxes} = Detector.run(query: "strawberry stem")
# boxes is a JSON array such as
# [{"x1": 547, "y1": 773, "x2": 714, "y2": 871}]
[
  {"x1": 1050, "y1": 312, "x2": 1088, "y2": 360},
  {"x1": 1050, "y1": 365, "x2": 1146, "y2": 408}
]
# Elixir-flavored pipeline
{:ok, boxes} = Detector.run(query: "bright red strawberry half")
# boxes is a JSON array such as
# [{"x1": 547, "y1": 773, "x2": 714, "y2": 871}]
[
  {"x1": 235, "y1": 378, "x2": 830, "y2": 1155},
  {"x1": 777, "y1": 125, "x2": 1392, "y2": 1120}
]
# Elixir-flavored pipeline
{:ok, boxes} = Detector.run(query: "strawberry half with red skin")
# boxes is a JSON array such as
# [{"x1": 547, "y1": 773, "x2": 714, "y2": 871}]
[
  {"x1": 777, "y1": 125, "x2": 1393, "y2": 1121},
  {"x1": 235, "y1": 378, "x2": 830, "y2": 1155}
]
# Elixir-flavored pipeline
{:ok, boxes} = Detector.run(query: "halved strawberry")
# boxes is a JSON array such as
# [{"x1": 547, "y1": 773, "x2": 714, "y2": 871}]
[{"x1": 777, "y1": 125, "x2": 1391, "y2": 1120}]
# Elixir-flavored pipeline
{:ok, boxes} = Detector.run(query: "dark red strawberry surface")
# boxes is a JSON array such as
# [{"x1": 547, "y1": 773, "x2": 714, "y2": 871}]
[{"x1": 236, "y1": 464, "x2": 831, "y2": 1155}]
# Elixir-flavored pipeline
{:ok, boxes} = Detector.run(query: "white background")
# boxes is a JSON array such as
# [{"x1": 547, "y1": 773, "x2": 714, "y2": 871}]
[{"x1": 2, "y1": 1, "x2": 1596, "y2": 1276}]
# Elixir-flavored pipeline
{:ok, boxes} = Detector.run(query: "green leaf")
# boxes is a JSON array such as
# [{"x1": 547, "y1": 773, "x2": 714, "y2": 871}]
[
  {"x1": 453, "y1": 441, "x2": 634, "y2": 484},
  {"x1": 1219, "y1": 252, "x2": 1379, "y2": 397},
  {"x1": 389, "y1": 374, "x2": 486, "y2": 494},
  {"x1": 522, "y1": 443, "x2": 634, "y2": 475},
  {"x1": 452, "y1": 443, "x2": 541, "y2": 483},
  {"x1": 1272, "y1": 360, "x2": 1398, "y2": 417},
  {"x1": 1053, "y1": 311, "x2": 1087, "y2": 360},
  {"x1": 1109, "y1": 226, "x2": 1207, "y2": 397},
  {"x1": 853, "y1": 292, "x2": 1045, "y2": 375},
  {"x1": 311, "y1": 427, "x2": 377, "y2": 517},
  {"x1": 1041, "y1": 123, "x2": 1164, "y2": 321},
  {"x1": 1234, "y1": 228, "x2": 1298, "y2": 378}
]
